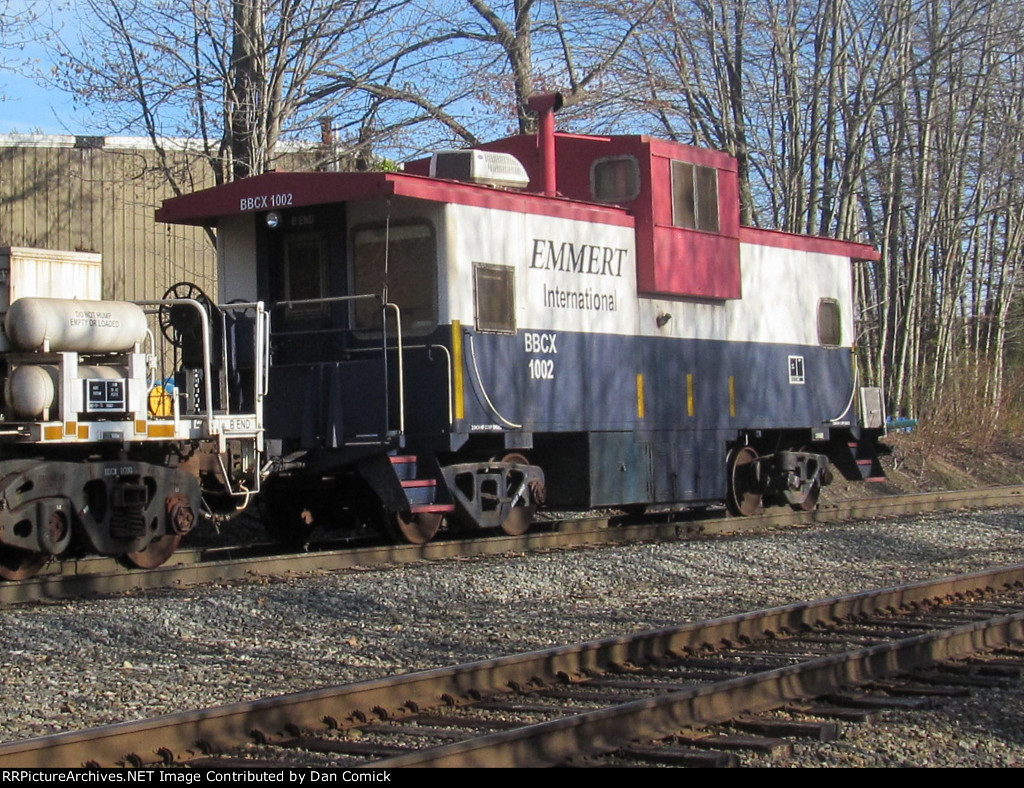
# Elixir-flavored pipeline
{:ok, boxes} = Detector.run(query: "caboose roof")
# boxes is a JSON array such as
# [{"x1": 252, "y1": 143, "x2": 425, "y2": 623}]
[
  {"x1": 155, "y1": 169, "x2": 634, "y2": 227},
  {"x1": 156, "y1": 141, "x2": 879, "y2": 266},
  {"x1": 741, "y1": 226, "x2": 881, "y2": 262}
]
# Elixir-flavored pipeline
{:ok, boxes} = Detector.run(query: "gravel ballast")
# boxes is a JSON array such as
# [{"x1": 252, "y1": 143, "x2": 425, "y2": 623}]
[{"x1": 3, "y1": 507, "x2": 1024, "y2": 767}]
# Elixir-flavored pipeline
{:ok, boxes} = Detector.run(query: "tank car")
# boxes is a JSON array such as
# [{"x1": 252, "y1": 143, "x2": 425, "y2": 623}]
[
  {"x1": 0, "y1": 274, "x2": 267, "y2": 578},
  {"x1": 154, "y1": 92, "x2": 886, "y2": 546}
]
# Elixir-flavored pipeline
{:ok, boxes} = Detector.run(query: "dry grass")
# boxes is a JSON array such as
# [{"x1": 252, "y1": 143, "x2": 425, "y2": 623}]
[{"x1": 871, "y1": 360, "x2": 1024, "y2": 493}]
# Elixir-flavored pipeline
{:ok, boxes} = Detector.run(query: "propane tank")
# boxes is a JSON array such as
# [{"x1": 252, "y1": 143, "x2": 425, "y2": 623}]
[
  {"x1": 5, "y1": 364, "x2": 130, "y2": 420},
  {"x1": 5, "y1": 297, "x2": 148, "y2": 353},
  {"x1": 5, "y1": 364, "x2": 57, "y2": 420}
]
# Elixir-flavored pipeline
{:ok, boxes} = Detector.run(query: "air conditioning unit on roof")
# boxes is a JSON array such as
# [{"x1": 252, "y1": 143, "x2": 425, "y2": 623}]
[{"x1": 429, "y1": 150, "x2": 530, "y2": 189}]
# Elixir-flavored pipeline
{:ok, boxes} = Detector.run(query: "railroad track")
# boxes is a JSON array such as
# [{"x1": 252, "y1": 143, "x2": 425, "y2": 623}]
[
  {"x1": 2, "y1": 563, "x2": 1023, "y2": 768},
  {"x1": 4, "y1": 485, "x2": 1024, "y2": 606}
]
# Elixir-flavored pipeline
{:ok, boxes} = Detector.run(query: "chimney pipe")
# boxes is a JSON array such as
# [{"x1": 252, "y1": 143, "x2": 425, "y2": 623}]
[{"x1": 527, "y1": 92, "x2": 563, "y2": 197}]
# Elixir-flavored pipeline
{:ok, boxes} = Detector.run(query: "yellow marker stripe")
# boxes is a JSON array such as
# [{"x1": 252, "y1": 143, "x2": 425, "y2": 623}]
[
  {"x1": 148, "y1": 423, "x2": 176, "y2": 438},
  {"x1": 44, "y1": 425, "x2": 63, "y2": 441},
  {"x1": 64, "y1": 422, "x2": 77, "y2": 437},
  {"x1": 135, "y1": 420, "x2": 147, "y2": 435},
  {"x1": 729, "y1": 375, "x2": 737, "y2": 418},
  {"x1": 78, "y1": 425, "x2": 89, "y2": 440},
  {"x1": 452, "y1": 320, "x2": 465, "y2": 421},
  {"x1": 636, "y1": 373, "x2": 646, "y2": 419},
  {"x1": 686, "y1": 373, "x2": 695, "y2": 417}
]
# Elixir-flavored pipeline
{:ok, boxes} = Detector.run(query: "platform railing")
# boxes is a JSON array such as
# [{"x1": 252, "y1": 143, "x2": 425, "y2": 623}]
[{"x1": 270, "y1": 293, "x2": 407, "y2": 439}]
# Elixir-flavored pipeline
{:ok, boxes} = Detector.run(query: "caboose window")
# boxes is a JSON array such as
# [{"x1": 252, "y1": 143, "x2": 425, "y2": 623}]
[
  {"x1": 474, "y1": 263, "x2": 516, "y2": 333},
  {"x1": 283, "y1": 233, "x2": 328, "y2": 316},
  {"x1": 592, "y1": 156, "x2": 641, "y2": 203},
  {"x1": 672, "y1": 161, "x2": 719, "y2": 233},
  {"x1": 818, "y1": 298, "x2": 842, "y2": 346},
  {"x1": 352, "y1": 222, "x2": 437, "y2": 335}
]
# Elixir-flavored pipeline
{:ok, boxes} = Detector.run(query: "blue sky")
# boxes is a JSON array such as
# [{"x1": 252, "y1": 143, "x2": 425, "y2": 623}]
[
  {"x1": 0, "y1": 66, "x2": 84, "y2": 135},
  {"x1": 0, "y1": 3, "x2": 94, "y2": 135}
]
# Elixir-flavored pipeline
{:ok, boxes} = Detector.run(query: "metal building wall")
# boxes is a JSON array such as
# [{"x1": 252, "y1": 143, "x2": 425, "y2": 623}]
[{"x1": 0, "y1": 135, "x2": 217, "y2": 302}]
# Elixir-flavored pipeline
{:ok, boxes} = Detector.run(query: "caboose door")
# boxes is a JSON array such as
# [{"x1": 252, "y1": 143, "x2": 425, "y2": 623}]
[{"x1": 258, "y1": 204, "x2": 380, "y2": 447}]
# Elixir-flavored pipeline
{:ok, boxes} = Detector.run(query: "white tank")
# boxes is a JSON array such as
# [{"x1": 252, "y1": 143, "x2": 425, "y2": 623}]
[
  {"x1": 5, "y1": 364, "x2": 57, "y2": 420},
  {"x1": 5, "y1": 297, "x2": 148, "y2": 353},
  {"x1": 5, "y1": 364, "x2": 130, "y2": 420}
]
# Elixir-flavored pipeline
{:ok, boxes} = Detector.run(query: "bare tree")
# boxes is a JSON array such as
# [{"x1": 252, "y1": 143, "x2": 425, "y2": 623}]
[
  {"x1": 52, "y1": 0, "x2": 404, "y2": 188},
  {"x1": 306, "y1": 0, "x2": 660, "y2": 155},
  {"x1": 614, "y1": 0, "x2": 1024, "y2": 432},
  {"x1": 0, "y1": 1, "x2": 41, "y2": 97}
]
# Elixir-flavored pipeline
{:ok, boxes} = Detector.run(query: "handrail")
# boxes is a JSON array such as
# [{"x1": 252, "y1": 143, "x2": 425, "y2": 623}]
[
  {"x1": 135, "y1": 298, "x2": 269, "y2": 503},
  {"x1": 466, "y1": 331, "x2": 522, "y2": 429},
  {"x1": 272, "y1": 293, "x2": 379, "y2": 309},
  {"x1": 214, "y1": 299, "x2": 270, "y2": 438},
  {"x1": 347, "y1": 343, "x2": 452, "y2": 427},
  {"x1": 267, "y1": 293, "x2": 409, "y2": 439},
  {"x1": 136, "y1": 298, "x2": 215, "y2": 429},
  {"x1": 261, "y1": 308, "x2": 271, "y2": 397},
  {"x1": 384, "y1": 303, "x2": 405, "y2": 436},
  {"x1": 217, "y1": 308, "x2": 230, "y2": 410}
]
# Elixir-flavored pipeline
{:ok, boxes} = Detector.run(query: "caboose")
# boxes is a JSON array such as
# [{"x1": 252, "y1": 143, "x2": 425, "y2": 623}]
[{"x1": 156, "y1": 93, "x2": 885, "y2": 544}]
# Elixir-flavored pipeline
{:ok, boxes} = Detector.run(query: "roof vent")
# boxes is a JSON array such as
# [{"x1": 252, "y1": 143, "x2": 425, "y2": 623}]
[{"x1": 429, "y1": 150, "x2": 529, "y2": 189}]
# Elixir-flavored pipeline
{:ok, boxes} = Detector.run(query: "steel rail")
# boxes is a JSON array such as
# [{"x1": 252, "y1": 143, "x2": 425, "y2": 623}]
[
  {"x1": 371, "y1": 611, "x2": 1024, "y2": 768},
  {"x1": 3, "y1": 485, "x2": 1024, "y2": 606},
  {"x1": 0, "y1": 564, "x2": 1021, "y2": 768}
]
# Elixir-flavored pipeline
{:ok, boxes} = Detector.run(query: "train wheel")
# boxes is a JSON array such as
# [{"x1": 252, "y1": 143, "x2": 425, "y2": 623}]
[
  {"x1": 500, "y1": 506, "x2": 533, "y2": 536},
  {"x1": 125, "y1": 534, "x2": 182, "y2": 569},
  {"x1": 386, "y1": 511, "x2": 443, "y2": 545},
  {"x1": 794, "y1": 480, "x2": 821, "y2": 511},
  {"x1": 500, "y1": 453, "x2": 537, "y2": 536},
  {"x1": 39, "y1": 511, "x2": 71, "y2": 555},
  {"x1": 792, "y1": 446, "x2": 821, "y2": 512},
  {"x1": 0, "y1": 547, "x2": 47, "y2": 581},
  {"x1": 727, "y1": 446, "x2": 762, "y2": 517}
]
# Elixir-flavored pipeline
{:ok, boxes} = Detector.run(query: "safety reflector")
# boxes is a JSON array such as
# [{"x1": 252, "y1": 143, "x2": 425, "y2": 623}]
[
  {"x1": 452, "y1": 321, "x2": 465, "y2": 421},
  {"x1": 147, "y1": 423, "x2": 176, "y2": 438}
]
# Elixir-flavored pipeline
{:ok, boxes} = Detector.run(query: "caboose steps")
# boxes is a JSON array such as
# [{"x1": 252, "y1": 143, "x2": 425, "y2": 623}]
[
  {"x1": 843, "y1": 439, "x2": 886, "y2": 482},
  {"x1": 388, "y1": 455, "x2": 455, "y2": 513},
  {"x1": 389, "y1": 454, "x2": 420, "y2": 481},
  {"x1": 400, "y1": 478, "x2": 443, "y2": 506},
  {"x1": 408, "y1": 502, "x2": 457, "y2": 515}
]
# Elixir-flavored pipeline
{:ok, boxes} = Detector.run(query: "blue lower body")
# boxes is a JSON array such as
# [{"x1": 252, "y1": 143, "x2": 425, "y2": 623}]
[{"x1": 261, "y1": 326, "x2": 859, "y2": 509}]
